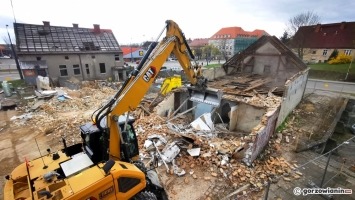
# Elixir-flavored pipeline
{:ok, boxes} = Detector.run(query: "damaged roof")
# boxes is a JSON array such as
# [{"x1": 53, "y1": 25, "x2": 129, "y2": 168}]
[
  {"x1": 223, "y1": 35, "x2": 308, "y2": 74},
  {"x1": 14, "y1": 21, "x2": 121, "y2": 54}
]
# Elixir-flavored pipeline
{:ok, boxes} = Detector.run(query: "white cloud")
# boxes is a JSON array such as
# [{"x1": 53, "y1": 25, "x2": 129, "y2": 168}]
[{"x1": 0, "y1": 0, "x2": 354, "y2": 44}]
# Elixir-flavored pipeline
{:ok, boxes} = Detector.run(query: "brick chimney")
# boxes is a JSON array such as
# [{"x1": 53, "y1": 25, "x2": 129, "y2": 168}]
[
  {"x1": 315, "y1": 24, "x2": 321, "y2": 32},
  {"x1": 43, "y1": 21, "x2": 50, "y2": 27},
  {"x1": 93, "y1": 24, "x2": 101, "y2": 33},
  {"x1": 340, "y1": 21, "x2": 346, "y2": 30},
  {"x1": 73, "y1": 23, "x2": 79, "y2": 28}
]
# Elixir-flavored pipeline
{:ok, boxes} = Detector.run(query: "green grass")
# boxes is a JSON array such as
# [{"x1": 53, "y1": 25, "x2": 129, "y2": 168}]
[
  {"x1": 204, "y1": 63, "x2": 222, "y2": 69},
  {"x1": 0, "y1": 79, "x2": 26, "y2": 89},
  {"x1": 308, "y1": 63, "x2": 355, "y2": 73}
]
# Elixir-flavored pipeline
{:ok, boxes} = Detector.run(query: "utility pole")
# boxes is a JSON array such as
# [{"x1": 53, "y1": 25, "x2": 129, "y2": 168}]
[{"x1": 6, "y1": 24, "x2": 23, "y2": 80}]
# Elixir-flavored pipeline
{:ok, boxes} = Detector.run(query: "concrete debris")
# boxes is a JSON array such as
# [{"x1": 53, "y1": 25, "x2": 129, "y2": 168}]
[
  {"x1": 190, "y1": 113, "x2": 214, "y2": 131},
  {"x1": 36, "y1": 76, "x2": 51, "y2": 90},
  {"x1": 187, "y1": 148, "x2": 200, "y2": 157},
  {"x1": 10, "y1": 113, "x2": 33, "y2": 121},
  {"x1": 161, "y1": 142, "x2": 180, "y2": 163},
  {"x1": 35, "y1": 90, "x2": 57, "y2": 98}
]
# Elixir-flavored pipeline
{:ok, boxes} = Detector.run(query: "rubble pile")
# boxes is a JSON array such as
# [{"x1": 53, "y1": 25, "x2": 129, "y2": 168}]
[{"x1": 134, "y1": 113, "x2": 302, "y2": 198}]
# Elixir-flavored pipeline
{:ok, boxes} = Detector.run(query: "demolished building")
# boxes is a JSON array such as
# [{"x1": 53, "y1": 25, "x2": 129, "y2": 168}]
[{"x1": 155, "y1": 36, "x2": 309, "y2": 165}]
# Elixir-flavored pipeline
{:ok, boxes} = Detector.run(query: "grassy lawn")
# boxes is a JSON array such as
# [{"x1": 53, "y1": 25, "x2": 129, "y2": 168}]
[
  {"x1": 0, "y1": 79, "x2": 26, "y2": 89},
  {"x1": 308, "y1": 63, "x2": 355, "y2": 73},
  {"x1": 307, "y1": 62, "x2": 355, "y2": 81},
  {"x1": 204, "y1": 63, "x2": 222, "y2": 69}
]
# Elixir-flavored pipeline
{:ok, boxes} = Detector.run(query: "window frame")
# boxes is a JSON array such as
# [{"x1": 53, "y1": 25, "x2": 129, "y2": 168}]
[
  {"x1": 85, "y1": 64, "x2": 90, "y2": 74},
  {"x1": 99, "y1": 63, "x2": 106, "y2": 74},
  {"x1": 73, "y1": 64, "x2": 81, "y2": 75},
  {"x1": 322, "y1": 49, "x2": 328, "y2": 56},
  {"x1": 59, "y1": 65, "x2": 68, "y2": 77}
]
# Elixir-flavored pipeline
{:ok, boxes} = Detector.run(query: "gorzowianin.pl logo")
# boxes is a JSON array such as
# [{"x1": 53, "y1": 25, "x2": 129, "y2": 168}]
[{"x1": 293, "y1": 187, "x2": 352, "y2": 196}]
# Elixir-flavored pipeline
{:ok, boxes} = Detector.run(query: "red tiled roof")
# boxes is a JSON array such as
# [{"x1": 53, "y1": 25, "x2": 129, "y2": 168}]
[
  {"x1": 189, "y1": 38, "x2": 209, "y2": 47},
  {"x1": 121, "y1": 47, "x2": 140, "y2": 55},
  {"x1": 210, "y1": 27, "x2": 267, "y2": 39},
  {"x1": 291, "y1": 21, "x2": 355, "y2": 49}
]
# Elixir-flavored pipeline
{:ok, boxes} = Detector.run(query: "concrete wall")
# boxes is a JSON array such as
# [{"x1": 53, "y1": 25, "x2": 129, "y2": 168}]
[
  {"x1": 247, "y1": 42, "x2": 301, "y2": 87},
  {"x1": 244, "y1": 108, "x2": 280, "y2": 165},
  {"x1": 235, "y1": 103, "x2": 265, "y2": 132},
  {"x1": 18, "y1": 53, "x2": 124, "y2": 83},
  {"x1": 277, "y1": 70, "x2": 309, "y2": 126},
  {"x1": 155, "y1": 93, "x2": 175, "y2": 117},
  {"x1": 202, "y1": 67, "x2": 227, "y2": 81}
]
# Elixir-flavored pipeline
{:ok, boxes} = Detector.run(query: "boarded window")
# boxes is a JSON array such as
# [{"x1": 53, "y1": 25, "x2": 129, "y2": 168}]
[
  {"x1": 73, "y1": 64, "x2": 80, "y2": 75},
  {"x1": 99, "y1": 63, "x2": 106, "y2": 73},
  {"x1": 59, "y1": 65, "x2": 68, "y2": 76}
]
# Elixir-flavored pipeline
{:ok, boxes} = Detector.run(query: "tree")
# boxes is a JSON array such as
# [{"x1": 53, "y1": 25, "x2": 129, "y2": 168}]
[
  {"x1": 279, "y1": 31, "x2": 290, "y2": 45},
  {"x1": 287, "y1": 11, "x2": 321, "y2": 59},
  {"x1": 328, "y1": 49, "x2": 338, "y2": 62},
  {"x1": 193, "y1": 47, "x2": 203, "y2": 60},
  {"x1": 286, "y1": 11, "x2": 321, "y2": 36},
  {"x1": 202, "y1": 44, "x2": 219, "y2": 65}
]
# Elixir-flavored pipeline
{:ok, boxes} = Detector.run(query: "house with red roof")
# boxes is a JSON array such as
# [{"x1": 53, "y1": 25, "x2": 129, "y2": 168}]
[
  {"x1": 188, "y1": 38, "x2": 209, "y2": 60},
  {"x1": 209, "y1": 27, "x2": 268, "y2": 59},
  {"x1": 290, "y1": 21, "x2": 355, "y2": 63}
]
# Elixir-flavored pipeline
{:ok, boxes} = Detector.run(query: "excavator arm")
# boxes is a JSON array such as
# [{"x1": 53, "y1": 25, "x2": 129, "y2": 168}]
[{"x1": 94, "y1": 20, "x2": 220, "y2": 160}]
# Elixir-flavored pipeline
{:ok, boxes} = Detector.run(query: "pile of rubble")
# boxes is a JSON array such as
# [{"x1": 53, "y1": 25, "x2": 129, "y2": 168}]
[{"x1": 134, "y1": 113, "x2": 303, "y2": 199}]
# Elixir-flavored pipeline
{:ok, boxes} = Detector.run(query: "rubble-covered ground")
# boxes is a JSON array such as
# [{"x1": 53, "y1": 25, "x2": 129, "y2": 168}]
[{"x1": 1, "y1": 82, "x2": 304, "y2": 200}]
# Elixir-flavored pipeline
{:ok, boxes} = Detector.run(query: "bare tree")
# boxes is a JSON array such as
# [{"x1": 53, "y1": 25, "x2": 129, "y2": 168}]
[
  {"x1": 287, "y1": 11, "x2": 321, "y2": 36},
  {"x1": 2, "y1": 35, "x2": 11, "y2": 45},
  {"x1": 287, "y1": 11, "x2": 321, "y2": 59}
]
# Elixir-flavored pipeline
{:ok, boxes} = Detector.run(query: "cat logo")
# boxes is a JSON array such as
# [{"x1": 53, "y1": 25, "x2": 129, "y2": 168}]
[
  {"x1": 98, "y1": 186, "x2": 114, "y2": 199},
  {"x1": 143, "y1": 66, "x2": 156, "y2": 82}
]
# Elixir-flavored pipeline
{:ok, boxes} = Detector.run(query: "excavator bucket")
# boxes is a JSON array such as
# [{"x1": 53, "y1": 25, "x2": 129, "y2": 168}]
[{"x1": 188, "y1": 87, "x2": 222, "y2": 107}]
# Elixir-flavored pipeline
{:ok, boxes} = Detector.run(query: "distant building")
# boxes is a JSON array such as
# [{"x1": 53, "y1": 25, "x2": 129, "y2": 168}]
[
  {"x1": 209, "y1": 27, "x2": 268, "y2": 59},
  {"x1": 121, "y1": 47, "x2": 146, "y2": 62},
  {"x1": 290, "y1": 21, "x2": 355, "y2": 63},
  {"x1": 0, "y1": 44, "x2": 14, "y2": 58},
  {"x1": 189, "y1": 38, "x2": 209, "y2": 60},
  {"x1": 14, "y1": 21, "x2": 125, "y2": 84}
]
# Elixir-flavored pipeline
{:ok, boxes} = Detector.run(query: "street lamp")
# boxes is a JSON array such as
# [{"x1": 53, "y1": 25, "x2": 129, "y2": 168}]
[{"x1": 6, "y1": 24, "x2": 23, "y2": 80}]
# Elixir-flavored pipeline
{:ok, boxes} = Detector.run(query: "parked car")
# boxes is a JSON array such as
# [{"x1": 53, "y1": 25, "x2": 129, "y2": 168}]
[{"x1": 351, "y1": 124, "x2": 355, "y2": 134}]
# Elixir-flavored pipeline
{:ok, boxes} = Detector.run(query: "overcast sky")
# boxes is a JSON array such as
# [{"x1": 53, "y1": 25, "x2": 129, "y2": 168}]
[{"x1": 0, "y1": 0, "x2": 354, "y2": 45}]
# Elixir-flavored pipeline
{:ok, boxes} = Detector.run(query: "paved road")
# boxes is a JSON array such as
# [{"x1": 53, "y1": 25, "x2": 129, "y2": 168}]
[{"x1": 306, "y1": 79, "x2": 355, "y2": 94}]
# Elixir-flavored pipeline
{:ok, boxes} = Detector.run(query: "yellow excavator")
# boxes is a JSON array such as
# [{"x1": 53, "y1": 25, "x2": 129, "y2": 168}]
[{"x1": 4, "y1": 20, "x2": 222, "y2": 200}]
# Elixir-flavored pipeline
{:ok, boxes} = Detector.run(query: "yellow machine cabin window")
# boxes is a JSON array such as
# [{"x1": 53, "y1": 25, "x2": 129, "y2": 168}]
[{"x1": 117, "y1": 177, "x2": 140, "y2": 193}]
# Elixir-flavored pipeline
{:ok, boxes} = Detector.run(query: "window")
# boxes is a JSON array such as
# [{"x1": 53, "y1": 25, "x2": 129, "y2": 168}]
[
  {"x1": 91, "y1": 55, "x2": 95, "y2": 59},
  {"x1": 65, "y1": 56, "x2": 69, "y2": 60},
  {"x1": 59, "y1": 65, "x2": 68, "y2": 76},
  {"x1": 322, "y1": 50, "x2": 328, "y2": 56},
  {"x1": 114, "y1": 54, "x2": 120, "y2": 61},
  {"x1": 264, "y1": 65, "x2": 271, "y2": 74},
  {"x1": 73, "y1": 64, "x2": 80, "y2": 75},
  {"x1": 85, "y1": 64, "x2": 90, "y2": 74},
  {"x1": 36, "y1": 57, "x2": 41, "y2": 61},
  {"x1": 312, "y1": 50, "x2": 316, "y2": 54},
  {"x1": 344, "y1": 50, "x2": 352, "y2": 56},
  {"x1": 99, "y1": 63, "x2": 106, "y2": 73}
]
